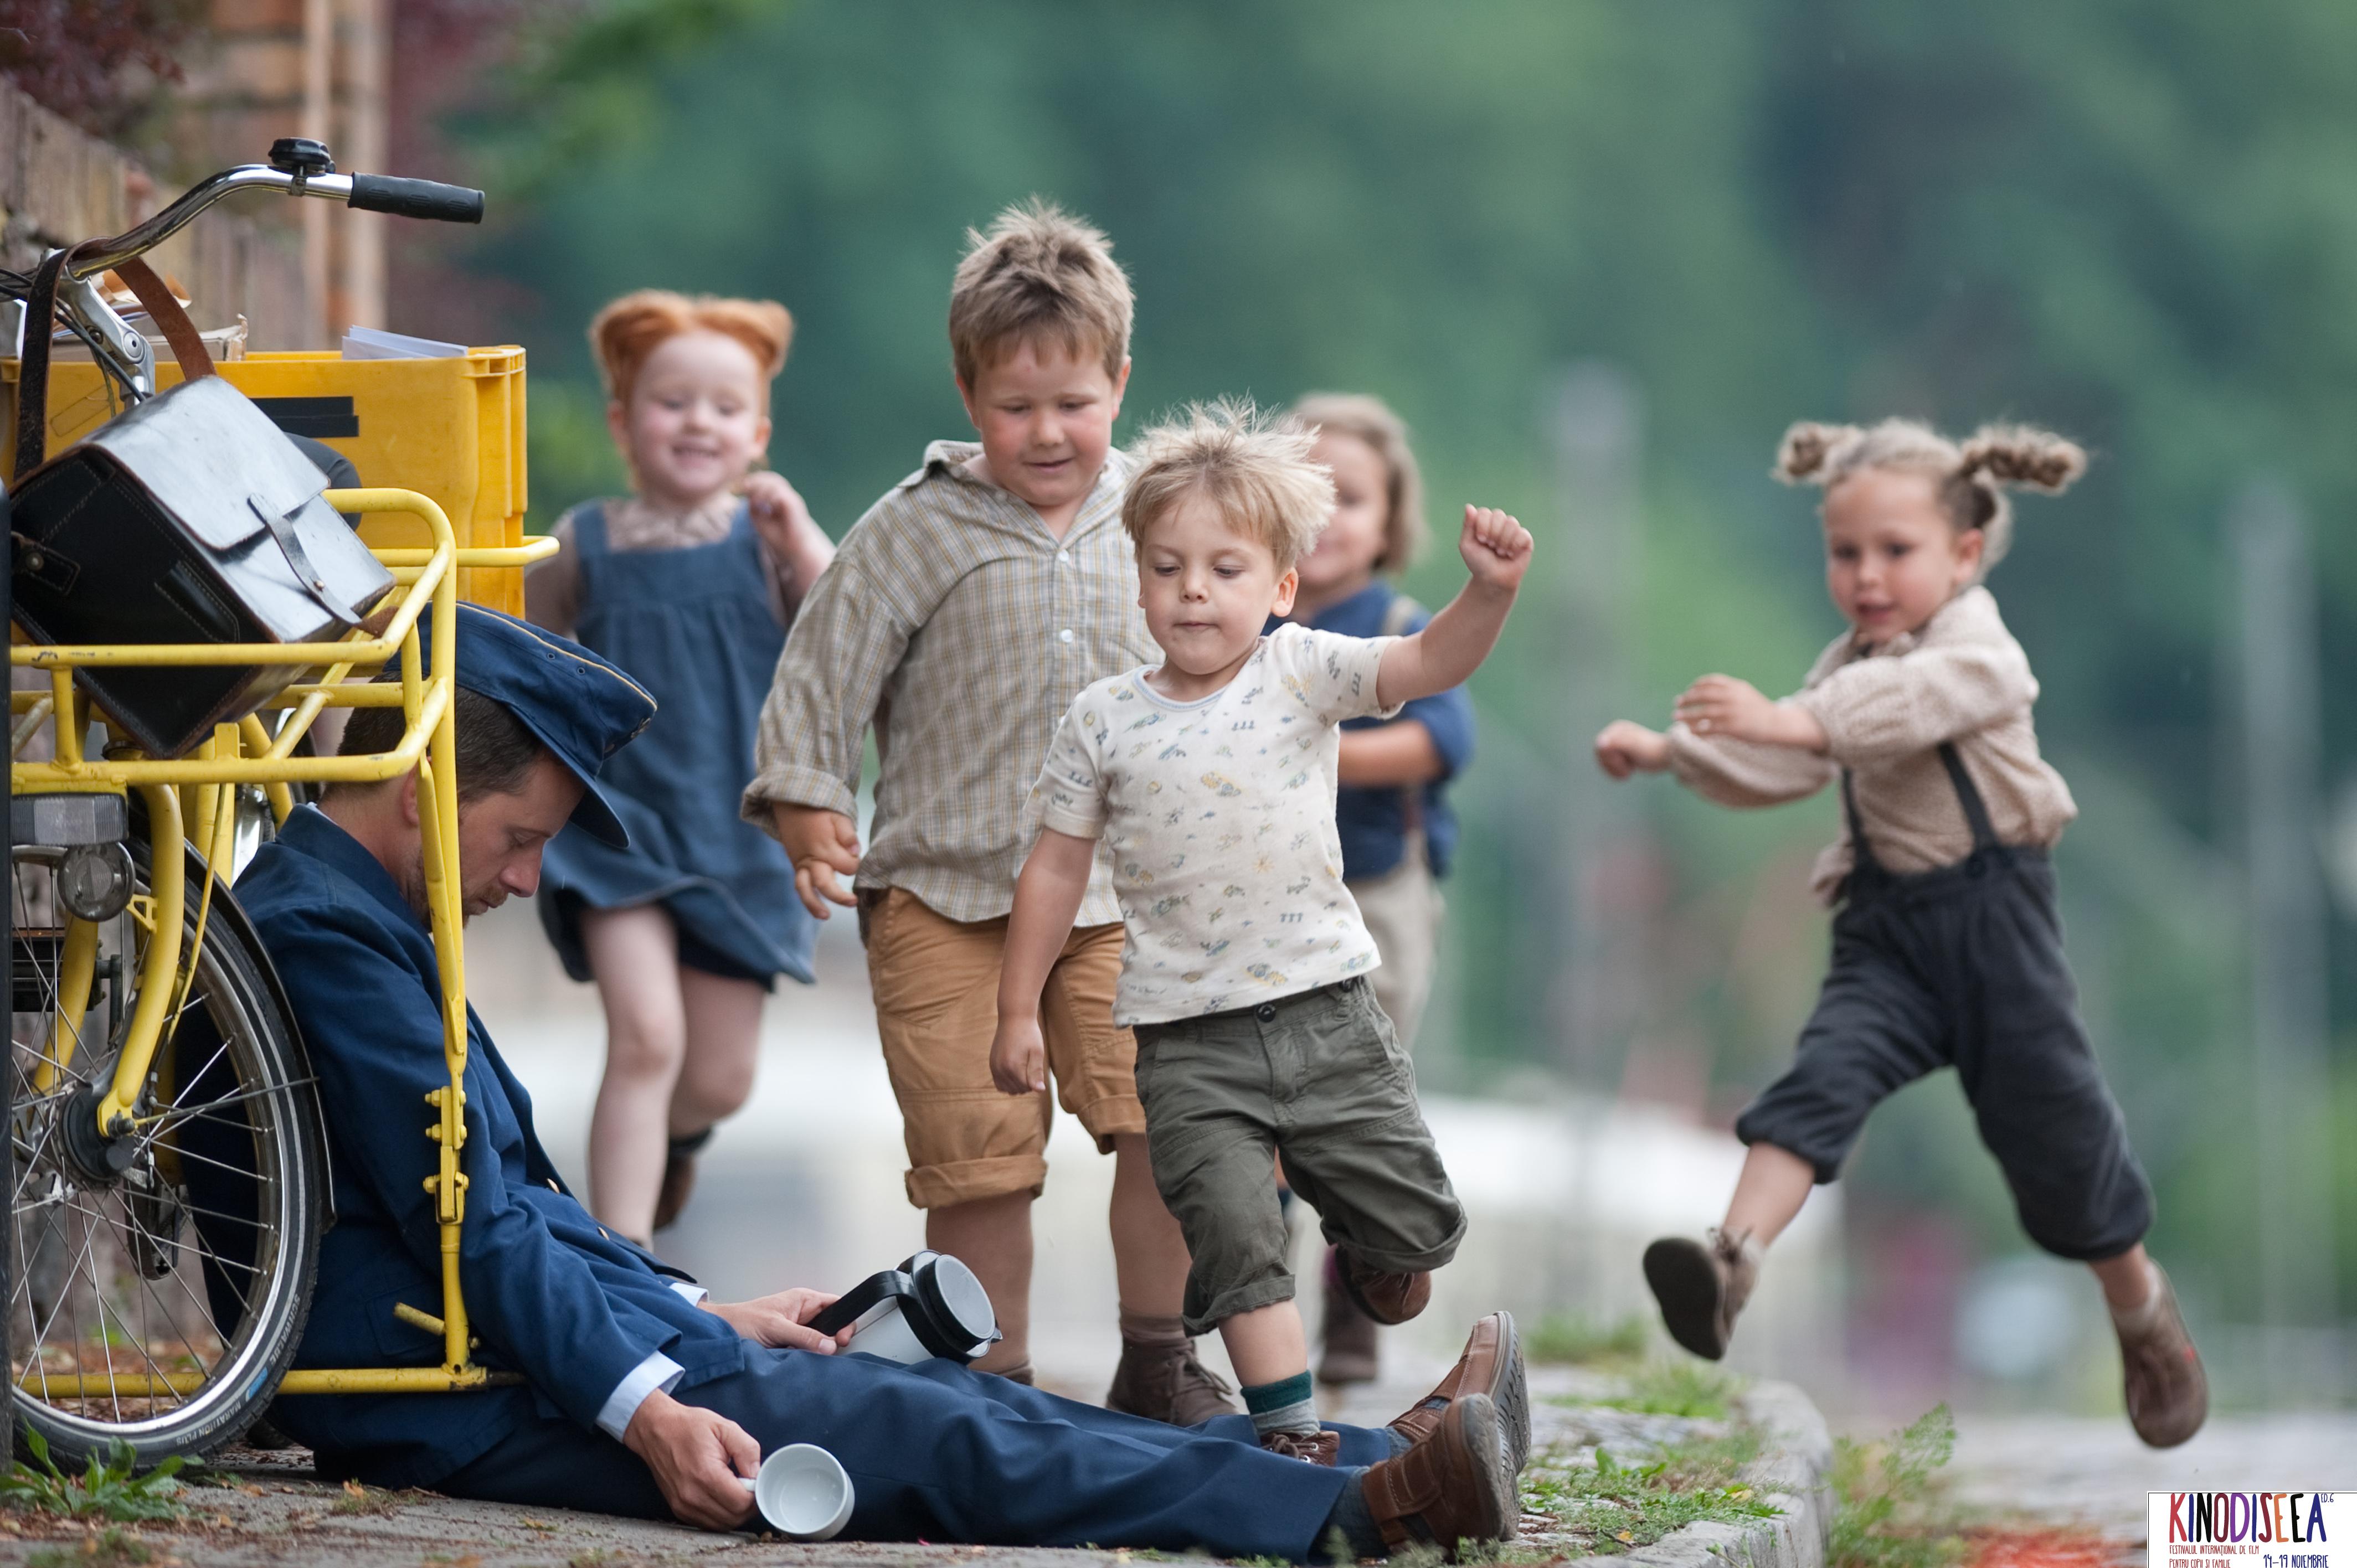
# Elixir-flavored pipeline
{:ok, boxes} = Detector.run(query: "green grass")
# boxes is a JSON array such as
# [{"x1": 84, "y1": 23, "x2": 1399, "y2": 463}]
[
  {"x1": 0, "y1": 1435, "x2": 184, "y2": 1523},
  {"x1": 1826, "y1": 1406, "x2": 1969, "y2": 1568},
  {"x1": 1526, "y1": 1311, "x2": 1650, "y2": 1366},
  {"x1": 1518, "y1": 1427, "x2": 1780, "y2": 1555},
  {"x1": 1593, "y1": 1359, "x2": 1744, "y2": 1418}
]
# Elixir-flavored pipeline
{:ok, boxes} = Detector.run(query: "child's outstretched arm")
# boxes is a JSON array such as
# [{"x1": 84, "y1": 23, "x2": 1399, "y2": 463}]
[
  {"x1": 1376, "y1": 506, "x2": 1535, "y2": 708},
  {"x1": 990, "y1": 829, "x2": 1097, "y2": 1095},
  {"x1": 1673, "y1": 675, "x2": 1828, "y2": 752},
  {"x1": 1594, "y1": 720, "x2": 1673, "y2": 778}
]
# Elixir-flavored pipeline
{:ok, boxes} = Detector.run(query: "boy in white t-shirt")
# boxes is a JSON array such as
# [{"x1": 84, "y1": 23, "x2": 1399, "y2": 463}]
[{"x1": 992, "y1": 401, "x2": 1534, "y2": 1463}]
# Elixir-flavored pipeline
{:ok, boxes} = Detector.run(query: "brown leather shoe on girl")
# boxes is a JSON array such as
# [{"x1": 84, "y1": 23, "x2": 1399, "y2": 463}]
[
  {"x1": 2117, "y1": 1262, "x2": 2207, "y2": 1449},
  {"x1": 1643, "y1": 1227, "x2": 1761, "y2": 1361}
]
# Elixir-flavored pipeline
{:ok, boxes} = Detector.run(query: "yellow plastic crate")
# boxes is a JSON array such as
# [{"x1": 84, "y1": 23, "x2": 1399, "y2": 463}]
[{"x1": 4, "y1": 347, "x2": 529, "y2": 614}]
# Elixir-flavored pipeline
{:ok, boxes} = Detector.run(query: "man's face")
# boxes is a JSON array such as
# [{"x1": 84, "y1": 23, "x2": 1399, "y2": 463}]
[{"x1": 398, "y1": 754, "x2": 584, "y2": 922}]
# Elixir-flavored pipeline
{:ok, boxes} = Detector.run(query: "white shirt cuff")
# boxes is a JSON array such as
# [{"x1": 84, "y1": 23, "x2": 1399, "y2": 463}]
[
  {"x1": 595, "y1": 1350, "x2": 685, "y2": 1442},
  {"x1": 670, "y1": 1282, "x2": 709, "y2": 1306}
]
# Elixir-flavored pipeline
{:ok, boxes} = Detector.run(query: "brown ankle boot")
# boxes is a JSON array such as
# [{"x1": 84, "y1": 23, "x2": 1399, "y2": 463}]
[
  {"x1": 1335, "y1": 1250, "x2": 1433, "y2": 1326},
  {"x1": 1387, "y1": 1311, "x2": 1527, "y2": 1474},
  {"x1": 1359, "y1": 1392, "x2": 1516, "y2": 1559},
  {"x1": 652, "y1": 1128, "x2": 713, "y2": 1232},
  {"x1": 1318, "y1": 1247, "x2": 1381, "y2": 1385},
  {"x1": 2116, "y1": 1262, "x2": 2206, "y2": 1449},
  {"x1": 1259, "y1": 1427, "x2": 1341, "y2": 1464},
  {"x1": 1643, "y1": 1227, "x2": 1760, "y2": 1361},
  {"x1": 1105, "y1": 1313, "x2": 1239, "y2": 1426}
]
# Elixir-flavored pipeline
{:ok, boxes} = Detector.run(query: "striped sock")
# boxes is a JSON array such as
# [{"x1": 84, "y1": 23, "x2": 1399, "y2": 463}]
[{"x1": 1242, "y1": 1371, "x2": 1319, "y2": 1438}]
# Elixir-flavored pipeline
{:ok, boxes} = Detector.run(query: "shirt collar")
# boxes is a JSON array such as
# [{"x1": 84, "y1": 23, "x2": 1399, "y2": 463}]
[
  {"x1": 910, "y1": 441, "x2": 1130, "y2": 543},
  {"x1": 274, "y1": 804, "x2": 431, "y2": 936}
]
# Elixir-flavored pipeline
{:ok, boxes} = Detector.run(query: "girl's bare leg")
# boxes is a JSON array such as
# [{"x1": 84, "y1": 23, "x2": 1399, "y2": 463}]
[
  {"x1": 672, "y1": 967, "x2": 766, "y2": 1137},
  {"x1": 1721, "y1": 1142, "x2": 1815, "y2": 1247},
  {"x1": 583, "y1": 905, "x2": 688, "y2": 1244}
]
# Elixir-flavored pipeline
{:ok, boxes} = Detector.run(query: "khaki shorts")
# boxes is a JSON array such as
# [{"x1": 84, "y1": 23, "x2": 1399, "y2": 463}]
[{"x1": 862, "y1": 888, "x2": 1145, "y2": 1209}]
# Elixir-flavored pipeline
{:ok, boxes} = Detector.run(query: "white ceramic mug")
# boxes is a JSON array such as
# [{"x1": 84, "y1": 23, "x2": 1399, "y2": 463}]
[{"x1": 737, "y1": 1443, "x2": 855, "y2": 1540}]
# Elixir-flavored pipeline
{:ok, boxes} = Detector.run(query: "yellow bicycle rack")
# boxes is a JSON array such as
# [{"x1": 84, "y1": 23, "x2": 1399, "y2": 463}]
[{"x1": 11, "y1": 487, "x2": 553, "y2": 1402}]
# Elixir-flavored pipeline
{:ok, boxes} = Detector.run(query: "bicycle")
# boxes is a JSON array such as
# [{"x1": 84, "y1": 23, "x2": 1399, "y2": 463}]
[{"x1": 6, "y1": 139, "x2": 554, "y2": 1466}]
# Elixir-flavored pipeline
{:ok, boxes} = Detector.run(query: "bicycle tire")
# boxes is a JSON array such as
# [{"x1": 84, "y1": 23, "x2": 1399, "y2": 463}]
[{"x1": 9, "y1": 834, "x2": 325, "y2": 1467}]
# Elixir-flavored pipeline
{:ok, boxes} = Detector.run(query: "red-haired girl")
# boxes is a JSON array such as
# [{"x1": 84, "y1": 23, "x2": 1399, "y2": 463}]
[{"x1": 526, "y1": 290, "x2": 834, "y2": 1247}]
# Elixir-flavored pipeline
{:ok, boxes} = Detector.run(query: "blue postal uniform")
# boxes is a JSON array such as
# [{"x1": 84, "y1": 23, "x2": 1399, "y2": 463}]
[{"x1": 238, "y1": 606, "x2": 1377, "y2": 1554}]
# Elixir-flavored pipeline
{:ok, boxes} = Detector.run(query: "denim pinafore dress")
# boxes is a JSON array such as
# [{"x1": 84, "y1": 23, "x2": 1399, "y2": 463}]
[{"x1": 536, "y1": 501, "x2": 816, "y2": 988}]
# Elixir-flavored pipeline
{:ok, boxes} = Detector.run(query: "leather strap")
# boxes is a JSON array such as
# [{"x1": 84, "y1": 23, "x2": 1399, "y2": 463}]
[
  {"x1": 110, "y1": 257, "x2": 215, "y2": 383},
  {"x1": 12, "y1": 246, "x2": 214, "y2": 485}
]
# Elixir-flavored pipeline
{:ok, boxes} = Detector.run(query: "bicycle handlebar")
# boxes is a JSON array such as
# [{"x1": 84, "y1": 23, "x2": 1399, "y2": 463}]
[
  {"x1": 347, "y1": 174, "x2": 485, "y2": 225},
  {"x1": 67, "y1": 161, "x2": 486, "y2": 281}
]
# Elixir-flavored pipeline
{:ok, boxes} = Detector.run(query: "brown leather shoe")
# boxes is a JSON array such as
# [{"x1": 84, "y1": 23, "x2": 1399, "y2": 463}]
[
  {"x1": 1360, "y1": 1392, "x2": 1515, "y2": 1559},
  {"x1": 652, "y1": 1129, "x2": 713, "y2": 1233},
  {"x1": 1336, "y1": 1250, "x2": 1433, "y2": 1326},
  {"x1": 1105, "y1": 1334, "x2": 1241, "y2": 1426},
  {"x1": 1318, "y1": 1247, "x2": 1381, "y2": 1385},
  {"x1": 1260, "y1": 1427, "x2": 1341, "y2": 1465},
  {"x1": 1388, "y1": 1311, "x2": 1527, "y2": 1474},
  {"x1": 1643, "y1": 1227, "x2": 1760, "y2": 1361},
  {"x1": 2118, "y1": 1263, "x2": 2206, "y2": 1449}
]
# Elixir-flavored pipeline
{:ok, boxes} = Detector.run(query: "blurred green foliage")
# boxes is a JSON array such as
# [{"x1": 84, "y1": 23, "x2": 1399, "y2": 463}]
[{"x1": 433, "y1": 0, "x2": 2357, "y2": 1322}]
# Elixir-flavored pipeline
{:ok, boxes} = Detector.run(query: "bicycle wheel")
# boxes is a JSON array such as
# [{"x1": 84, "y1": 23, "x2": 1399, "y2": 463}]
[{"x1": 9, "y1": 833, "x2": 325, "y2": 1466}]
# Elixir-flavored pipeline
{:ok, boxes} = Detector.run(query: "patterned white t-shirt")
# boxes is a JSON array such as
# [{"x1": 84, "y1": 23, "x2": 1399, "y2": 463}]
[{"x1": 1032, "y1": 623, "x2": 1401, "y2": 1024}]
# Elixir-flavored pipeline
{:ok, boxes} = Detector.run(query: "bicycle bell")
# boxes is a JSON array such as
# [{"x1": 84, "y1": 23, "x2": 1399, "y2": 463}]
[{"x1": 807, "y1": 1250, "x2": 1000, "y2": 1366}]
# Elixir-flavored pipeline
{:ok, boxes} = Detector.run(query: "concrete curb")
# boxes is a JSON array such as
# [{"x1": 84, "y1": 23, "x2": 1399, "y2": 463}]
[{"x1": 1566, "y1": 1379, "x2": 1837, "y2": 1568}]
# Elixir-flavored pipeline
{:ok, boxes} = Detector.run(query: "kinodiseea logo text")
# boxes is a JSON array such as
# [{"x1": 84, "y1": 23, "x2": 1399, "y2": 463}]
[{"x1": 2152, "y1": 1492, "x2": 2346, "y2": 1568}]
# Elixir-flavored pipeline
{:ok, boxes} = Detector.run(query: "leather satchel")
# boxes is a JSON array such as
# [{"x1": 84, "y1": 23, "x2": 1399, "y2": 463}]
[{"x1": 8, "y1": 244, "x2": 396, "y2": 759}]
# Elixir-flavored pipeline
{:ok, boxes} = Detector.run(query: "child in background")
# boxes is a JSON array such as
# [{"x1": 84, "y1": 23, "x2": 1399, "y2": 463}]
[
  {"x1": 744, "y1": 202, "x2": 1223, "y2": 1423},
  {"x1": 525, "y1": 290, "x2": 836, "y2": 1248},
  {"x1": 995, "y1": 403, "x2": 1534, "y2": 1462},
  {"x1": 1280, "y1": 394, "x2": 1475, "y2": 1387},
  {"x1": 1594, "y1": 419, "x2": 2206, "y2": 1450}
]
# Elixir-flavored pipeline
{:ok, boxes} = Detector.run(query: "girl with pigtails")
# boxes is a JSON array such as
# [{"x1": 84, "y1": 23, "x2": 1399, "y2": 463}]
[
  {"x1": 1594, "y1": 419, "x2": 2207, "y2": 1450},
  {"x1": 526, "y1": 290, "x2": 835, "y2": 1249}
]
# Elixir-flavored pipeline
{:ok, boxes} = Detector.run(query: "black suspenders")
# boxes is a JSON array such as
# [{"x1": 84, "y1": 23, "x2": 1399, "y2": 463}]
[{"x1": 1841, "y1": 742, "x2": 2001, "y2": 880}]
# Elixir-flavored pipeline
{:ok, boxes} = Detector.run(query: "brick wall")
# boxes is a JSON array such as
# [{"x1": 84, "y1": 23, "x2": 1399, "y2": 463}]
[{"x1": 0, "y1": 76, "x2": 313, "y2": 347}]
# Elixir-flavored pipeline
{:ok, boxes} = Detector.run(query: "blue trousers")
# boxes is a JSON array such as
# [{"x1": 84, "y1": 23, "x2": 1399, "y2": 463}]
[{"x1": 435, "y1": 1350, "x2": 1376, "y2": 1559}]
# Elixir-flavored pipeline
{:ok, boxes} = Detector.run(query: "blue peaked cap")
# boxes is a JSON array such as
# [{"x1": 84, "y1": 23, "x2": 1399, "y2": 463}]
[{"x1": 416, "y1": 604, "x2": 656, "y2": 848}]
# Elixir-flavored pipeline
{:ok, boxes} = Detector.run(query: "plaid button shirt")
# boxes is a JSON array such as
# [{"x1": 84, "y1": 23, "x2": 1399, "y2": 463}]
[{"x1": 743, "y1": 441, "x2": 1152, "y2": 925}]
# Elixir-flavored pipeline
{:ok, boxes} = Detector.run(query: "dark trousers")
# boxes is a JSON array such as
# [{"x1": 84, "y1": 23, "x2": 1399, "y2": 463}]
[
  {"x1": 433, "y1": 1349, "x2": 1371, "y2": 1558},
  {"x1": 1735, "y1": 847, "x2": 2153, "y2": 1262}
]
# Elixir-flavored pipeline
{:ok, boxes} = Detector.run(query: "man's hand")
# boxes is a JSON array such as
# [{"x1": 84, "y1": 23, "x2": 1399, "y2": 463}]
[
  {"x1": 1672, "y1": 675, "x2": 1828, "y2": 751},
  {"x1": 1457, "y1": 504, "x2": 1534, "y2": 594},
  {"x1": 622, "y1": 1388, "x2": 759, "y2": 1530},
  {"x1": 990, "y1": 1014, "x2": 1048, "y2": 1096},
  {"x1": 773, "y1": 804, "x2": 861, "y2": 919},
  {"x1": 705, "y1": 1288, "x2": 851, "y2": 1352},
  {"x1": 1594, "y1": 720, "x2": 1672, "y2": 779}
]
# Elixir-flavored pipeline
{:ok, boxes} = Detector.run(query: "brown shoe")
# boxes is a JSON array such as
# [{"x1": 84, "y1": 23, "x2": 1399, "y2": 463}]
[
  {"x1": 1336, "y1": 1250, "x2": 1433, "y2": 1326},
  {"x1": 2117, "y1": 1263, "x2": 2206, "y2": 1449},
  {"x1": 1260, "y1": 1427, "x2": 1341, "y2": 1465},
  {"x1": 652, "y1": 1129, "x2": 713, "y2": 1233},
  {"x1": 1106, "y1": 1330, "x2": 1241, "y2": 1426},
  {"x1": 1643, "y1": 1227, "x2": 1759, "y2": 1361},
  {"x1": 1360, "y1": 1392, "x2": 1515, "y2": 1559},
  {"x1": 1388, "y1": 1311, "x2": 1527, "y2": 1475},
  {"x1": 1318, "y1": 1247, "x2": 1381, "y2": 1385}
]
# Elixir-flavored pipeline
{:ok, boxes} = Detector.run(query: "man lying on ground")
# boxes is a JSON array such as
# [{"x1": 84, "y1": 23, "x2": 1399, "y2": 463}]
[{"x1": 233, "y1": 604, "x2": 1528, "y2": 1560}]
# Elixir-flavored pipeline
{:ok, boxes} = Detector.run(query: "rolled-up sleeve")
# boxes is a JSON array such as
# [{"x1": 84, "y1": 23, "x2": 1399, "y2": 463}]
[{"x1": 743, "y1": 552, "x2": 912, "y2": 827}]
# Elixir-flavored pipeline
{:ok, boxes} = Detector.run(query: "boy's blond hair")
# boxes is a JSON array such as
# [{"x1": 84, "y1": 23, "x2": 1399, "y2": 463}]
[
  {"x1": 1123, "y1": 400, "x2": 1334, "y2": 572},
  {"x1": 1776, "y1": 417, "x2": 2086, "y2": 573},
  {"x1": 948, "y1": 198, "x2": 1132, "y2": 387},
  {"x1": 1289, "y1": 391, "x2": 1425, "y2": 573}
]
